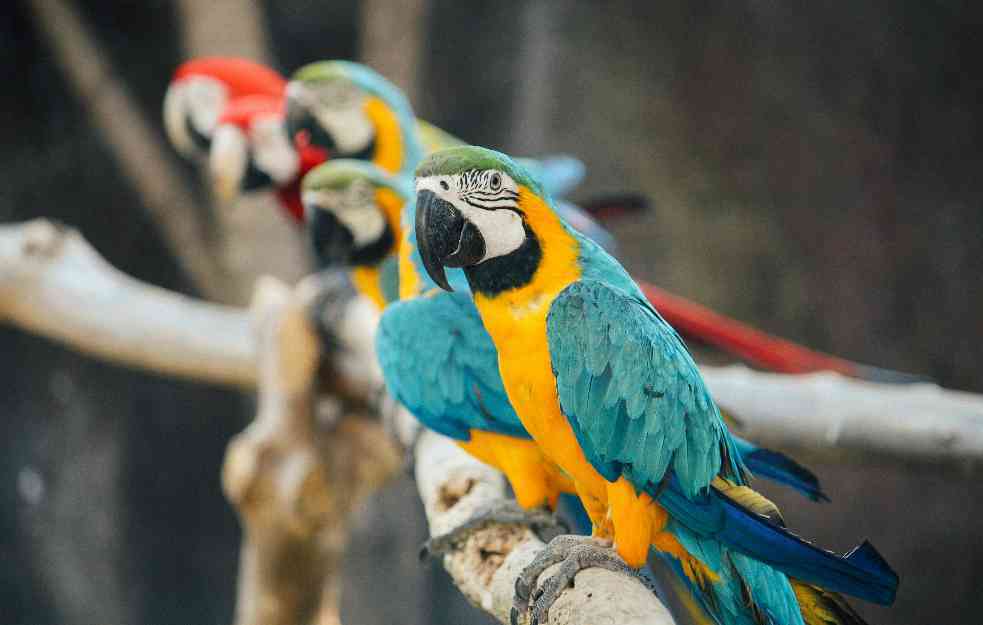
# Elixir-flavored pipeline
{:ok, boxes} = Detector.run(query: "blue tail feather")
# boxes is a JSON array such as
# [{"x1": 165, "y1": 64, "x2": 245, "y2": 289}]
[
  {"x1": 654, "y1": 475, "x2": 898, "y2": 606},
  {"x1": 557, "y1": 492, "x2": 593, "y2": 536},
  {"x1": 737, "y1": 441, "x2": 830, "y2": 502}
]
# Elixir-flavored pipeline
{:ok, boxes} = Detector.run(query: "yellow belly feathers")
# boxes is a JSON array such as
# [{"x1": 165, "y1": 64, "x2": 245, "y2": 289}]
[{"x1": 473, "y1": 187, "x2": 686, "y2": 568}]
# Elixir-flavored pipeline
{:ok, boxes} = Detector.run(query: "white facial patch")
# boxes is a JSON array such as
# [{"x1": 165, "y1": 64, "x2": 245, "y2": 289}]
[
  {"x1": 312, "y1": 101, "x2": 374, "y2": 155},
  {"x1": 250, "y1": 115, "x2": 300, "y2": 184},
  {"x1": 288, "y1": 80, "x2": 374, "y2": 155},
  {"x1": 185, "y1": 77, "x2": 228, "y2": 138},
  {"x1": 457, "y1": 202, "x2": 525, "y2": 262},
  {"x1": 164, "y1": 77, "x2": 228, "y2": 158},
  {"x1": 416, "y1": 172, "x2": 526, "y2": 263},
  {"x1": 303, "y1": 179, "x2": 385, "y2": 247},
  {"x1": 209, "y1": 124, "x2": 247, "y2": 203}
]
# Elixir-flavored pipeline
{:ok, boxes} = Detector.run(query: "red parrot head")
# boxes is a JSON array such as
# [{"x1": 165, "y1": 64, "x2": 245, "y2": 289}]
[
  {"x1": 209, "y1": 94, "x2": 329, "y2": 220},
  {"x1": 164, "y1": 57, "x2": 285, "y2": 160}
]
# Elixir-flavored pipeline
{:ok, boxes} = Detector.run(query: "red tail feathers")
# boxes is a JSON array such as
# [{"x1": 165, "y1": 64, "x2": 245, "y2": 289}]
[{"x1": 638, "y1": 281, "x2": 926, "y2": 383}]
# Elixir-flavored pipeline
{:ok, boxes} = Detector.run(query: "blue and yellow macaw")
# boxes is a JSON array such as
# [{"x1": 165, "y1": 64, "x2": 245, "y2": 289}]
[
  {"x1": 300, "y1": 156, "x2": 868, "y2": 625},
  {"x1": 300, "y1": 158, "x2": 827, "y2": 503},
  {"x1": 412, "y1": 145, "x2": 898, "y2": 625}
]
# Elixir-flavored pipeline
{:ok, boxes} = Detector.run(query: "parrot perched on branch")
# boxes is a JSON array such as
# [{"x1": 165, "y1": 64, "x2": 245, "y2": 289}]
[
  {"x1": 412, "y1": 145, "x2": 897, "y2": 625},
  {"x1": 301, "y1": 159, "x2": 828, "y2": 496}
]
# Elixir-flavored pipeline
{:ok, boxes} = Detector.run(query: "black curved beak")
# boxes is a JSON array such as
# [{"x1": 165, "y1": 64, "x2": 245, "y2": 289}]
[
  {"x1": 307, "y1": 207, "x2": 356, "y2": 269},
  {"x1": 415, "y1": 190, "x2": 486, "y2": 292}
]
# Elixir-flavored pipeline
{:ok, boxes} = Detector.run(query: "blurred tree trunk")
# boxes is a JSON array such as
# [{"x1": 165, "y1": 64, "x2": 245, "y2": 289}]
[
  {"x1": 358, "y1": 0, "x2": 430, "y2": 105},
  {"x1": 176, "y1": 0, "x2": 313, "y2": 304}
]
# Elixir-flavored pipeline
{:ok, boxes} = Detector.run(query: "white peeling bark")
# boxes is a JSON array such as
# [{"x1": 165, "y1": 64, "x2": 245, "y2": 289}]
[
  {"x1": 703, "y1": 365, "x2": 983, "y2": 461},
  {"x1": 413, "y1": 430, "x2": 672, "y2": 625},
  {"x1": 0, "y1": 220, "x2": 255, "y2": 386}
]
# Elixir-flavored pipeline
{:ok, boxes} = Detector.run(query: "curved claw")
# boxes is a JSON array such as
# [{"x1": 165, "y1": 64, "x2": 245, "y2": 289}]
[
  {"x1": 421, "y1": 501, "x2": 560, "y2": 564},
  {"x1": 510, "y1": 606, "x2": 521, "y2": 625},
  {"x1": 512, "y1": 535, "x2": 635, "y2": 625}
]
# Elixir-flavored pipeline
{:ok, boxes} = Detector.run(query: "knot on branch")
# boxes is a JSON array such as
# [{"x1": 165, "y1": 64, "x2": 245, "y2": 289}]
[{"x1": 21, "y1": 219, "x2": 67, "y2": 259}]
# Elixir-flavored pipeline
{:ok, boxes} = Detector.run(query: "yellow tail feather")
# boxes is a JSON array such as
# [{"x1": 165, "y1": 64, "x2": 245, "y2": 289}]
[{"x1": 792, "y1": 581, "x2": 870, "y2": 625}]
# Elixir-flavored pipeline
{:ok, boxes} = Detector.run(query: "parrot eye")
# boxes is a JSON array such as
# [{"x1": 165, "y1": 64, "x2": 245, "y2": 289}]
[
  {"x1": 489, "y1": 172, "x2": 502, "y2": 191},
  {"x1": 440, "y1": 179, "x2": 450, "y2": 191}
]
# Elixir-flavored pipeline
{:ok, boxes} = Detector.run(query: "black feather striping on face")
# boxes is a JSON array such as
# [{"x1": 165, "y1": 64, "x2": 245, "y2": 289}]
[{"x1": 464, "y1": 222, "x2": 541, "y2": 297}]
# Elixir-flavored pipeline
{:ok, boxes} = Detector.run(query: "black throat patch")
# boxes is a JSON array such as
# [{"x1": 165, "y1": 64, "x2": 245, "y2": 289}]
[{"x1": 464, "y1": 222, "x2": 541, "y2": 297}]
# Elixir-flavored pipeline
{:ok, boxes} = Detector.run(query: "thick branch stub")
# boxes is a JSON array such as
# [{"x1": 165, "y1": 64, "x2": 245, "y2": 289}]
[{"x1": 224, "y1": 277, "x2": 401, "y2": 625}]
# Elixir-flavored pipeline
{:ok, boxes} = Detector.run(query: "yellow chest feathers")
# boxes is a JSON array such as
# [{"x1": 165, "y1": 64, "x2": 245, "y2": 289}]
[
  {"x1": 349, "y1": 187, "x2": 404, "y2": 311},
  {"x1": 474, "y1": 187, "x2": 581, "y2": 340},
  {"x1": 473, "y1": 187, "x2": 581, "y2": 436}
]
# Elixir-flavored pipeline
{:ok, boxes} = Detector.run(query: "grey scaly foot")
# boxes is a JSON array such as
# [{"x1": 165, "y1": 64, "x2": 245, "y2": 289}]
[
  {"x1": 420, "y1": 500, "x2": 563, "y2": 561},
  {"x1": 511, "y1": 535, "x2": 643, "y2": 625}
]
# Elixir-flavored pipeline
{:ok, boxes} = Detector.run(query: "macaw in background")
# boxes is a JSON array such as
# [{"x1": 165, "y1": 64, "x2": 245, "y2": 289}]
[
  {"x1": 164, "y1": 57, "x2": 285, "y2": 160},
  {"x1": 412, "y1": 145, "x2": 898, "y2": 625}
]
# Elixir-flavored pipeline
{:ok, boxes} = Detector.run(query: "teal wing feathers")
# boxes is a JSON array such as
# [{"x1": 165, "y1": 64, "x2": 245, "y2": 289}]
[
  {"x1": 547, "y1": 279, "x2": 743, "y2": 497},
  {"x1": 546, "y1": 278, "x2": 898, "y2": 606},
  {"x1": 376, "y1": 291, "x2": 529, "y2": 441}
]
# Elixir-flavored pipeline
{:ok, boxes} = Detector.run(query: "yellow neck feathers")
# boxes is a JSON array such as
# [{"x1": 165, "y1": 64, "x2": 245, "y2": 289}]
[
  {"x1": 347, "y1": 187, "x2": 405, "y2": 311},
  {"x1": 364, "y1": 97, "x2": 403, "y2": 174},
  {"x1": 474, "y1": 186, "x2": 581, "y2": 333}
]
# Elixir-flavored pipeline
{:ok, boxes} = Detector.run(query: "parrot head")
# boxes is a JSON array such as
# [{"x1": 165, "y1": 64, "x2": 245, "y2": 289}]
[
  {"x1": 164, "y1": 57, "x2": 285, "y2": 160},
  {"x1": 414, "y1": 146, "x2": 550, "y2": 294},
  {"x1": 207, "y1": 94, "x2": 309, "y2": 204},
  {"x1": 285, "y1": 61, "x2": 420, "y2": 173},
  {"x1": 301, "y1": 159, "x2": 409, "y2": 268}
]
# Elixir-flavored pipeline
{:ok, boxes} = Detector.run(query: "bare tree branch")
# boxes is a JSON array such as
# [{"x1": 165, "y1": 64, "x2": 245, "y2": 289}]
[
  {"x1": 3, "y1": 219, "x2": 982, "y2": 461},
  {"x1": 176, "y1": 0, "x2": 274, "y2": 64},
  {"x1": 359, "y1": 0, "x2": 430, "y2": 105},
  {"x1": 704, "y1": 366, "x2": 983, "y2": 461},
  {"x1": 0, "y1": 220, "x2": 255, "y2": 385},
  {"x1": 413, "y1": 428, "x2": 672, "y2": 625}
]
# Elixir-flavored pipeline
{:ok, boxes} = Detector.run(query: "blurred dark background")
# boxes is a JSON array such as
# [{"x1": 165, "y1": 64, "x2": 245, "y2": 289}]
[{"x1": 2, "y1": 0, "x2": 981, "y2": 623}]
